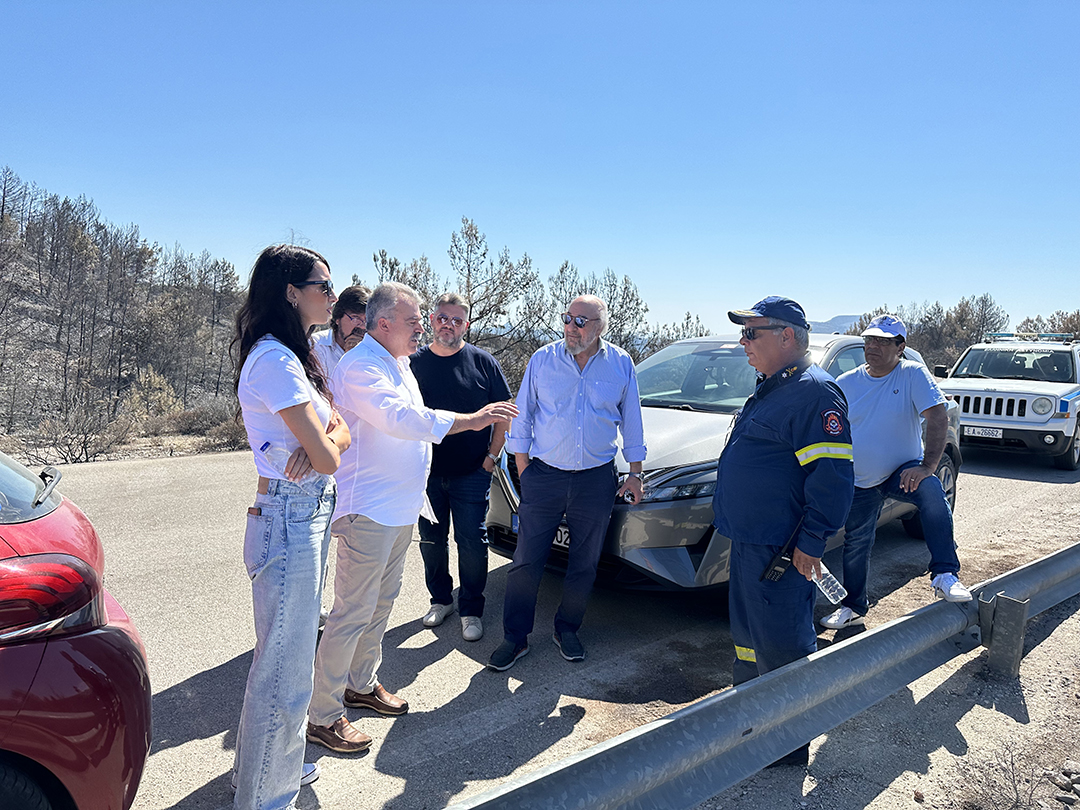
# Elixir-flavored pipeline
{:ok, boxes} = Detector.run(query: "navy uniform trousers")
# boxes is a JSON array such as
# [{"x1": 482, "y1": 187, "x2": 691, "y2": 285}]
[{"x1": 728, "y1": 540, "x2": 818, "y2": 686}]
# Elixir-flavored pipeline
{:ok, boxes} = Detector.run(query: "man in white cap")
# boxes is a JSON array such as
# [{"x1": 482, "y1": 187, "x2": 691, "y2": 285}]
[{"x1": 822, "y1": 314, "x2": 971, "y2": 631}]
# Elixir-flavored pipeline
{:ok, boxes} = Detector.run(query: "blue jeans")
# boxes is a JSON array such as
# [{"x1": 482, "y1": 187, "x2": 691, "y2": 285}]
[
  {"x1": 728, "y1": 540, "x2": 817, "y2": 686},
  {"x1": 234, "y1": 476, "x2": 334, "y2": 810},
  {"x1": 502, "y1": 459, "x2": 617, "y2": 645},
  {"x1": 418, "y1": 468, "x2": 492, "y2": 617},
  {"x1": 840, "y1": 459, "x2": 961, "y2": 615}
]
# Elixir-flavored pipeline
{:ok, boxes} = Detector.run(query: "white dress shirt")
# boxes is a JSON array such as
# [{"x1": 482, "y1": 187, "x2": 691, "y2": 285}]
[
  {"x1": 330, "y1": 334, "x2": 455, "y2": 526},
  {"x1": 312, "y1": 328, "x2": 345, "y2": 377}
]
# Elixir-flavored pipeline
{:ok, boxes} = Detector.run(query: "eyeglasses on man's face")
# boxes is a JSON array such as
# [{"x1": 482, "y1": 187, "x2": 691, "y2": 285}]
[
  {"x1": 562, "y1": 313, "x2": 595, "y2": 328},
  {"x1": 740, "y1": 325, "x2": 786, "y2": 341},
  {"x1": 293, "y1": 279, "x2": 335, "y2": 297},
  {"x1": 435, "y1": 313, "x2": 466, "y2": 328},
  {"x1": 863, "y1": 336, "x2": 902, "y2": 347}
]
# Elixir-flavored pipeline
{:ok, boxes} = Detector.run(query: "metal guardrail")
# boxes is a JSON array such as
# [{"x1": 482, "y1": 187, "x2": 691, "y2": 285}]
[{"x1": 447, "y1": 542, "x2": 1080, "y2": 810}]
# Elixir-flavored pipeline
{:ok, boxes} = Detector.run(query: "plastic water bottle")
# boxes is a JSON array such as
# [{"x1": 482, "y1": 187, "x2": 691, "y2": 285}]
[
  {"x1": 812, "y1": 561, "x2": 847, "y2": 604},
  {"x1": 259, "y1": 441, "x2": 323, "y2": 494}
]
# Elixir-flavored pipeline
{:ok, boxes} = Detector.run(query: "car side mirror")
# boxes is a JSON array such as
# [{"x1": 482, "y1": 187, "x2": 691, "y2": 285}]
[{"x1": 933, "y1": 365, "x2": 948, "y2": 378}]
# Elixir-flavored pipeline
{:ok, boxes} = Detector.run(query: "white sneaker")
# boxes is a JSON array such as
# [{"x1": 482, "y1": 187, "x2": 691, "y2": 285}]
[
  {"x1": 300, "y1": 762, "x2": 320, "y2": 786},
  {"x1": 461, "y1": 616, "x2": 484, "y2": 642},
  {"x1": 423, "y1": 603, "x2": 455, "y2": 627},
  {"x1": 932, "y1": 573, "x2": 972, "y2": 603},
  {"x1": 819, "y1": 606, "x2": 866, "y2": 630},
  {"x1": 232, "y1": 762, "x2": 319, "y2": 791}
]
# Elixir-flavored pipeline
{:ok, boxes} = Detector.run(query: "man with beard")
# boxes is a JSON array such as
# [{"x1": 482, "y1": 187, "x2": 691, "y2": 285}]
[
  {"x1": 489, "y1": 295, "x2": 646, "y2": 671},
  {"x1": 410, "y1": 292, "x2": 513, "y2": 642},
  {"x1": 313, "y1": 285, "x2": 370, "y2": 376}
]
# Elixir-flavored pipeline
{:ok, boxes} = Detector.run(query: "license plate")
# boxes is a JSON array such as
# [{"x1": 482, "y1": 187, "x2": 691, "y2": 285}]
[
  {"x1": 965, "y1": 426, "x2": 1003, "y2": 438},
  {"x1": 553, "y1": 524, "x2": 571, "y2": 550}
]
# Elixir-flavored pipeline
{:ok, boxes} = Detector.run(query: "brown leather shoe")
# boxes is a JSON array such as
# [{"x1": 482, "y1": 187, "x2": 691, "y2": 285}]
[
  {"x1": 342, "y1": 684, "x2": 408, "y2": 715},
  {"x1": 305, "y1": 717, "x2": 372, "y2": 753}
]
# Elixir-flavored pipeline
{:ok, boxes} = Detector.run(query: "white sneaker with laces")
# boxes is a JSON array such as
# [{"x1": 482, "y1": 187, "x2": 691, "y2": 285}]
[
  {"x1": 423, "y1": 603, "x2": 455, "y2": 627},
  {"x1": 932, "y1": 573, "x2": 972, "y2": 603},
  {"x1": 819, "y1": 606, "x2": 866, "y2": 630},
  {"x1": 461, "y1": 616, "x2": 484, "y2": 642}
]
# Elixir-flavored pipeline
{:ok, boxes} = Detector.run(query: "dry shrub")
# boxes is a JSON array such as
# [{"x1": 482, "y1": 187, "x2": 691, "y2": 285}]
[
  {"x1": 202, "y1": 416, "x2": 248, "y2": 451},
  {"x1": 956, "y1": 740, "x2": 1044, "y2": 810}
]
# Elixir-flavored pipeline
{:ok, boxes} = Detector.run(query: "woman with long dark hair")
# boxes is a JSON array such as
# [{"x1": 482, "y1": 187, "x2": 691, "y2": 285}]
[{"x1": 231, "y1": 244, "x2": 351, "y2": 809}]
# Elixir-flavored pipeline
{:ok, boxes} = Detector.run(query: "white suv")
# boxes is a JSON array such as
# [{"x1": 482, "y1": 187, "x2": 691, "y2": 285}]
[{"x1": 936, "y1": 333, "x2": 1080, "y2": 470}]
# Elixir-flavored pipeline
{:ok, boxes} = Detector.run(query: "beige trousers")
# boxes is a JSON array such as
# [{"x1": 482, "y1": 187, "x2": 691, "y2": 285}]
[{"x1": 308, "y1": 514, "x2": 412, "y2": 726}]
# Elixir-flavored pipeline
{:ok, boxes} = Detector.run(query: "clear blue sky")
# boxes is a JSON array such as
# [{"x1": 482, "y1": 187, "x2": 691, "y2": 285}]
[{"x1": 4, "y1": 2, "x2": 1077, "y2": 331}]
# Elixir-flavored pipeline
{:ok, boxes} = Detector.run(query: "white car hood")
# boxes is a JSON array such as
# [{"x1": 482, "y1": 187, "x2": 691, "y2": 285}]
[
  {"x1": 616, "y1": 406, "x2": 733, "y2": 473},
  {"x1": 940, "y1": 378, "x2": 1079, "y2": 398}
]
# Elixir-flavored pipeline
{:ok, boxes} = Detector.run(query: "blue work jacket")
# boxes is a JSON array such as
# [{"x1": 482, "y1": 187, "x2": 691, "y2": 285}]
[{"x1": 712, "y1": 359, "x2": 854, "y2": 559}]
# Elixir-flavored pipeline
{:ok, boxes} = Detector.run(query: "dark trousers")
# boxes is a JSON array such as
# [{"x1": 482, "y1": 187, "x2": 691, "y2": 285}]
[
  {"x1": 501, "y1": 459, "x2": 617, "y2": 645},
  {"x1": 728, "y1": 540, "x2": 818, "y2": 686},
  {"x1": 418, "y1": 468, "x2": 492, "y2": 617},
  {"x1": 840, "y1": 459, "x2": 961, "y2": 616}
]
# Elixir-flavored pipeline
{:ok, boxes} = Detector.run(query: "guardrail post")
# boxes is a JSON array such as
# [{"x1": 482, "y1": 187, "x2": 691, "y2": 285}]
[{"x1": 979, "y1": 591, "x2": 1032, "y2": 678}]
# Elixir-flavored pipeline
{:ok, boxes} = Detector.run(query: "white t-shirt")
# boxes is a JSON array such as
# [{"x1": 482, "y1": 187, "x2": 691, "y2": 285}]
[
  {"x1": 312, "y1": 328, "x2": 345, "y2": 377},
  {"x1": 238, "y1": 335, "x2": 332, "y2": 480},
  {"x1": 837, "y1": 359, "x2": 946, "y2": 488}
]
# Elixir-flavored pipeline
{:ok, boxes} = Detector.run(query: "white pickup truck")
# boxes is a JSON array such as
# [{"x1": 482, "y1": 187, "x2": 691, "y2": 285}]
[{"x1": 936, "y1": 333, "x2": 1080, "y2": 471}]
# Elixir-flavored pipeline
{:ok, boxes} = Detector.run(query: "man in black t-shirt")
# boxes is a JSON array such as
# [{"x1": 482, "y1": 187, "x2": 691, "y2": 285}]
[{"x1": 410, "y1": 292, "x2": 513, "y2": 642}]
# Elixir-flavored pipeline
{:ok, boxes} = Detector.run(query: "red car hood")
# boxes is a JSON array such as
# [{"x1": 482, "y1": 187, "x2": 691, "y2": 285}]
[{"x1": 0, "y1": 497, "x2": 106, "y2": 574}]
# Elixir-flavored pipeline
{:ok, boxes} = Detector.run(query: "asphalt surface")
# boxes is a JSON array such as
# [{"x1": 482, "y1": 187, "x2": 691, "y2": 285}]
[{"x1": 52, "y1": 448, "x2": 1078, "y2": 810}]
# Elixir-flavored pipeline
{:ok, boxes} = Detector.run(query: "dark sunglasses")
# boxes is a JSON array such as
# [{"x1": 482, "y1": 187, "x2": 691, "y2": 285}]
[
  {"x1": 293, "y1": 279, "x2": 334, "y2": 297},
  {"x1": 435, "y1": 313, "x2": 466, "y2": 327},
  {"x1": 562, "y1": 313, "x2": 594, "y2": 328},
  {"x1": 740, "y1": 325, "x2": 786, "y2": 341}
]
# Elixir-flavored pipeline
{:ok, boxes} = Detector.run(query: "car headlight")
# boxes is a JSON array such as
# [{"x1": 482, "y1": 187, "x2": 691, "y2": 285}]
[
  {"x1": 1031, "y1": 397, "x2": 1053, "y2": 416},
  {"x1": 639, "y1": 480, "x2": 716, "y2": 503}
]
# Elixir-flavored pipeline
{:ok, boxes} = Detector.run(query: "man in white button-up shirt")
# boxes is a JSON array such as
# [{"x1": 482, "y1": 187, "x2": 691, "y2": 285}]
[{"x1": 306, "y1": 282, "x2": 517, "y2": 753}]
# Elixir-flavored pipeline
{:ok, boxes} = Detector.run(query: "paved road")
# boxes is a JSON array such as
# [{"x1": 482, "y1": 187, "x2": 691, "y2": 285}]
[{"x1": 53, "y1": 447, "x2": 1078, "y2": 810}]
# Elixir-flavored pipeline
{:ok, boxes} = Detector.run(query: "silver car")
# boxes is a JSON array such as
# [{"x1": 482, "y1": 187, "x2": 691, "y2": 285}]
[{"x1": 485, "y1": 333, "x2": 963, "y2": 590}]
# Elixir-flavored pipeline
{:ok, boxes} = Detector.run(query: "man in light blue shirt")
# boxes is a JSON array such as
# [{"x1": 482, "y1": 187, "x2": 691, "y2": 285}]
[{"x1": 488, "y1": 295, "x2": 646, "y2": 671}]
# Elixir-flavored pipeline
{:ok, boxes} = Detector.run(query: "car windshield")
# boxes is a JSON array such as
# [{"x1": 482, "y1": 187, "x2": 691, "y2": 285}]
[
  {"x1": 953, "y1": 348, "x2": 1076, "y2": 383},
  {"x1": 0, "y1": 451, "x2": 63, "y2": 524},
  {"x1": 636, "y1": 341, "x2": 757, "y2": 413}
]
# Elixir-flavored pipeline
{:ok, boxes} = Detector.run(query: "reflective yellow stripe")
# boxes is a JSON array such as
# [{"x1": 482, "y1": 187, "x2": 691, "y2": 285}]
[
  {"x1": 735, "y1": 645, "x2": 757, "y2": 663},
  {"x1": 795, "y1": 442, "x2": 853, "y2": 466}
]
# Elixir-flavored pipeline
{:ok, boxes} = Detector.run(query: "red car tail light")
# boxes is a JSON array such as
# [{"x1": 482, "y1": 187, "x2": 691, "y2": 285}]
[{"x1": 0, "y1": 553, "x2": 105, "y2": 643}]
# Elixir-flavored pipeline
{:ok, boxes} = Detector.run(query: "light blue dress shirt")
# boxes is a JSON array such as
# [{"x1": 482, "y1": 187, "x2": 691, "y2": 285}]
[{"x1": 507, "y1": 339, "x2": 647, "y2": 470}]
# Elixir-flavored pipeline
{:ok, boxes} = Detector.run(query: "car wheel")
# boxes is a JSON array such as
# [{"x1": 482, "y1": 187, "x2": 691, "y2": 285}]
[
  {"x1": 0, "y1": 763, "x2": 53, "y2": 810},
  {"x1": 1053, "y1": 428, "x2": 1080, "y2": 471},
  {"x1": 901, "y1": 453, "x2": 958, "y2": 540}
]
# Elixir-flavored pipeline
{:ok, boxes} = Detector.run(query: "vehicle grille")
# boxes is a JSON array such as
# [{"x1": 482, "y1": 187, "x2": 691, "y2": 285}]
[
  {"x1": 959, "y1": 395, "x2": 1027, "y2": 418},
  {"x1": 506, "y1": 454, "x2": 521, "y2": 497}
]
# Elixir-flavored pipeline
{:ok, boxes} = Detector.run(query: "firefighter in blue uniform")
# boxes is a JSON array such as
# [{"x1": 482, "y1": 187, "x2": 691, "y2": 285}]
[{"x1": 712, "y1": 296, "x2": 854, "y2": 767}]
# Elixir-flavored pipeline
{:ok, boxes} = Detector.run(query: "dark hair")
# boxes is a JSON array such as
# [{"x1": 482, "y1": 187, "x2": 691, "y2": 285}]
[
  {"x1": 232, "y1": 244, "x2": 333, "y2": 404},
  {"x1": 332, "y1": 285, "x2": 371, "y2": 324}
]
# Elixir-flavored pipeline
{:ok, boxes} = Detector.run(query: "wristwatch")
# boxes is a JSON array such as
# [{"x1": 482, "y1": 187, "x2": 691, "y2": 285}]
[
  {"x1": 487, "y1": 452, "x2": 500, "y2": 463},
  {"x1": 626, "y1": 472, "x2": 642, "y2": 481}
]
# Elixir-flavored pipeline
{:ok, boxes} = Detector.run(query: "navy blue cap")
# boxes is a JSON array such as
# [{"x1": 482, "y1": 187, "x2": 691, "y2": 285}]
[{"x1": 728, "y1": 296, "x2": 810, "y2": 330}]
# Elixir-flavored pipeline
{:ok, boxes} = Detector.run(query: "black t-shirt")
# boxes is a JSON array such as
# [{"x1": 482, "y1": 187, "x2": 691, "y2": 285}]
[{"x1": 410, "y1": 343, "x2": 513, "y2": 477}]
